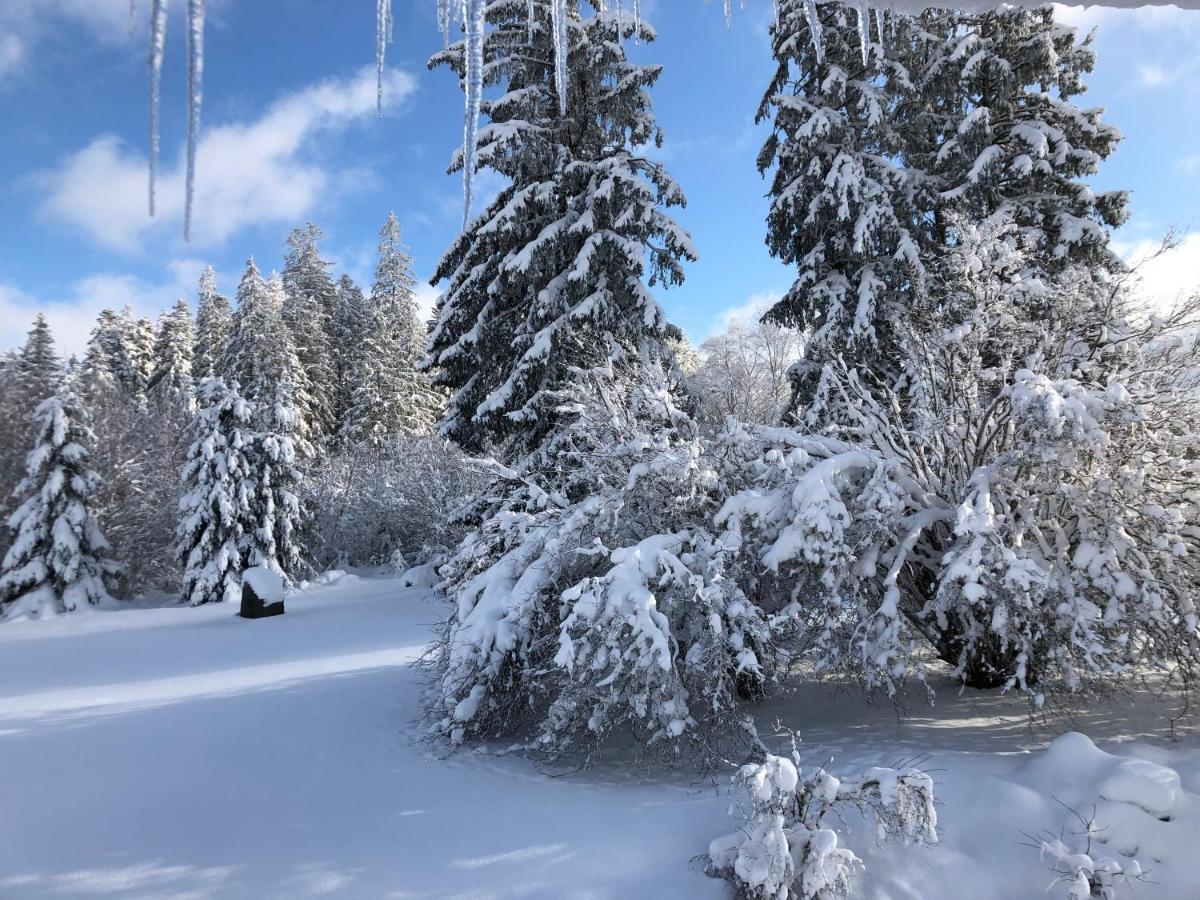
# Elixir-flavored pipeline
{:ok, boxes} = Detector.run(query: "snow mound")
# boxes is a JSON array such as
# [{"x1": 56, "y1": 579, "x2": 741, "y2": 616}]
[
  {"x1": 399, "y1": 562, "x2": 441, "y2": 589},
  {"x1": 309, "y1": 569, "x2": 351, "y2": 587},
  {"x1": 1100, "y1": 758, "x2": 1181, "y2": 820},
  {"x1": 242, "y1": 567, "x2": 284, "y2": 604}
]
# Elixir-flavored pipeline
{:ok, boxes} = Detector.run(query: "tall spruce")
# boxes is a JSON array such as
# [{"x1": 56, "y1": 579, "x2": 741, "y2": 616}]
[
  {"x1": 175, "y1": 378, "x2": 257, "y2": 606},
  {"x1": 148, "y1": 299, "x2": 195, "y2": 408},
  {"x1": 330, "y1": 273, "x2": 368, "y2": 438},
  {"x1": 193, "y1": 266, "x2": 233, "y2": 381},
  {"x1": 251, "y1": 377, "x2": 306, "y2": 579},
  {"x1": 758, "y1": 1, "x2": 926, "y2": 425},
  {"x1": 282, "y1": 224, "x2": 338, "y2": 445},
  {"x1": 0, "y1": 391, "x2": 118, "y2": 618},
  {"x1": 427, "y1": 0, "x2": 695, "y2": 457},
  {"x1": 14, "y1": 314, "x2": 62, "y2": 412},
  {"x1": 345, "y1": 213, "x2": 441, "y2": 445}
]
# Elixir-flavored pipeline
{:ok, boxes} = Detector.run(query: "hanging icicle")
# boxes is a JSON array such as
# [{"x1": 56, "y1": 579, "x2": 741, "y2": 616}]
[
  {"x1": 377, "y1": 0, "x2": 393, "y2": 117},
  {"x1": 550, "y1": 0, "x2": 569, "y2": 117},
  {"x1": 461, "y1": 0, "x2": 485, "y2": 227},
  {"x1": 184, "y1": 0, "x2": 204, "y2": 242},
  {"x1": 633, "y1": 0, "x2": 641, "y2": 43},
  {"x1": 437, "y1": 0, "x2": 452, "y2": 47},
  {"x1": 527, "y1": 0, "x2": 536, "y2": 44},
  {"x1": 855, "y1": 0, "x2": 870, "y2": 66},
  {"x1": 147, "y1": 0, "x2": 167, "y2": 218},
  {"x1": 723, "y1": 0, "x2": 733, "y2": 27},
  {"x1": 874, "y1": 6, "x2": 885, "y2": 52},
  {"x1": 804, "y1": 0, "x2": 823, "y2": 65}
]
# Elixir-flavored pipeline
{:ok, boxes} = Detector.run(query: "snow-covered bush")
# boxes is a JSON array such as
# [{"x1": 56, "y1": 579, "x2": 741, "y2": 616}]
[
  {"x1": 708, "y1": 747, "x2": 937, "y2": 899},
  {"x1": 717, "y1": 220, "x2": 1200, "y2": 695},
  {"x1": 0, "y1": 392, "x2": 119, "y2": 618},
  {"x1": 430, "y1": 351, "x2": 778, "y2": 759},
  {"x1": 305, "y1": 434, "x2": 484, "y2": 571}
]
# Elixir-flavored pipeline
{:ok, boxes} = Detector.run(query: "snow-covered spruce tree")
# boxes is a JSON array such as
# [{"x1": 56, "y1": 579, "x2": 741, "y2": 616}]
[
  {"x1": 0, "y1": 391, "x2": 118, "y2": 619},
  {"x1": 921, "y1": 5, "x2": 1127, "y2": 276},
  {"x1": 330, "y1": 273, "x2": 368, "y2": 440},
  {"x1": 426, "y1": 0, "x2": 695, "y2": 458},
  {"x1": 431, "y1": 347, "x2": 779, "y2": 759},
  {"x1": 222, "y1": 260, "x2": 315, "y2": 452},
  {"x1": 248, "y1": 376, "x2": 306, "y2": 579},
  {"x1": 80, "y1": 306, "x2": 155, "y2": 404},
  {"x1": 344, "y1": 212, "x2": 442, "y2": 445},
  {"x1": 147, "y1": 299, "x2": 195, "y2": 408},
  {"x1": 193, "y1": 266, "x2": 233, "y2": 382},
  {"x1": 757, "y1": 0, "x2": 926, "y2": 425},
  {"x1": 13, "y1": 314, "x2": 62, "y2": 413},
  {"x1": 718, "y1": 219, "x2": 1200, "y2": 695},
  {"x1": 175, "y1": 377, "x2": 258, "y2": 606},
  {"x1": 282, "y1": 224, "x2": 339, "y2": 445}
]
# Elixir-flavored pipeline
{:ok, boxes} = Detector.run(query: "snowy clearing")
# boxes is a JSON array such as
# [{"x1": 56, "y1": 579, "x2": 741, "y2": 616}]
[{"x1": 1, "y1": 574, "x2": 1197, "y2": 899}]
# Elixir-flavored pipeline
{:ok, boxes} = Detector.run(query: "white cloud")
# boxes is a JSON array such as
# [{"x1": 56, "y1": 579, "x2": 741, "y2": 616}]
[
  {"x1": 705, "y1": 291, "x2": 783, "y2": 340},
  {"x1": 1052, "y1": 3, "x2": 1196, "y2": 32},
  {"x1": 1180, "y1": 156, "x2": 1200, "y2": 175},
  {"x1": 1113, "y1": 232, "x2": 1200, "y2": 313},
  {"x1": 0, "y1": 260, "x2": 216, "y2": 356},
  {"x1": 414, "y1": 282, "x2": 441, "y2": 323},
  {"x1": 0, "y1": 34, "x2": 25, "y2": 82},
  {"x1": 36, "y1": 65, "x2": 417, "y2": 253}
]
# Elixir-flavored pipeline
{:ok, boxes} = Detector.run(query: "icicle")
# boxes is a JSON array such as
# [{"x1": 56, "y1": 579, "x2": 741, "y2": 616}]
[
  {"x1": 184, "y1": 0, "x2": 204, "y2": 242},
  {"x1": 633, "y1": 0, "x2": 641, "y2": 43},
  {"x1": 856, "y1": 0, "x2": 870, "y2": 67},
  {"x1": 550, "y1": 0, "x2": 568, "y2": 118},
  {"x1": 147, "y1": 0, "x2": 167, "y2": 218},
  {"x1": 772, "y1": 0, "x2": 779, "y2": 31},
  {"x1": 804, "y1": 0, "x2": 823, "y2": 65},
  {"x1": 724, "y1": 0, "x2": 732, "y2": 27},
  {"x1": 874, "y1": 7, "x2": 885, "y2": 53},
  {"x1": 437, "y1": 0, "x2": 452, "y2": 47},
  {"x1": 527, "y1": 0, "x2": 536, "y2": 44},
  {"x1": 462, "y1": 0, "x2": 485, "y2": 227},
  {"x1": 377, "y1": 0, "x2": 393, "y2": 116}
]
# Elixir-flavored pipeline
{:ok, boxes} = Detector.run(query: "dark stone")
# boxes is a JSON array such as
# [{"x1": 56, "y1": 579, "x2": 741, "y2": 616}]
[{"x1": 239, "y1": 580, "x2": 285, "y2": 619}]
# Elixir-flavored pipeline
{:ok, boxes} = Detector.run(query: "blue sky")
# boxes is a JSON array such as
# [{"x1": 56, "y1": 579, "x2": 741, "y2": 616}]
[{"x1": 1, "y1": 0, "x2": 1198, "y2": 355}]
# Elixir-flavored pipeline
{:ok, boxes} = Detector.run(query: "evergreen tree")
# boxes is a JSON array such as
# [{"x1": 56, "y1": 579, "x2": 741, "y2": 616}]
[
  {"x1": 758, "y1": 1, "x2": 926, "y2": 425},
  {"x1": 175, "y1": 378, "x2": 257, "y2": 606},
  {"x1": 0, "y1": 391, "x2": 118, "y2": 618},
  {"x1": 193, "y1": 266, "x2": 232, "y2": 381},
  {"x1": 147, "y1": 299, "x2": 195, "y2": 408},
  {"x1": 330, "y1": 273, "x2": 368, "y2": 438},
  {"x1": 223, "y1": 261, "x2": 315, "y2": 453},
  {"x1": 14, "y1": 314, "x2": 62, "y2": 411},
  {"x1": 250, "y1": 377, "x2": 306, "y2": 579},
  {"x1": 344, "y1": 213, "x2": 442, "y2": 445},
  {"x1": 282, "y1": 224, "x2": 339, "y2": 444},
  {"x1": 126, "y1": 313, "x2": 158, "y2": 399},
  {"x1": 427, "y1": 0, "x2": 695, "y2": 457},
  {"x1": 923, "y1": 6, "x2": 1127, "y2": 274}
]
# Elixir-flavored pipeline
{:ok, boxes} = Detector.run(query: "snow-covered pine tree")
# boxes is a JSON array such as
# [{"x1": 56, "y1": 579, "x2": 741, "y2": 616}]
[
  {"x1": 249, "y1": 376, "x2": 306, "y2": 579},
  {"x1": 126, "y1": 313, "x2": 158, "y2": 400},
  {"x1": 223, "y1": 262, "x2": 315, "y2": 456},
  {"x1": 193, "y1": 266, "x2": 232, "y2": 382},
  {"x1": 147, "y1": 299, "x2": 195, "y2": 408},
  {"x1": 757, "y1": 0, "x2": 925, "y2": 426},
  {"x1": 282, "y1": 224, "x2": 339, "y2": 446},
  {"x1": 13, "y1": 314, "x2": 62, "y2": 413},
  {"x1": 427, "y1": 0, "x2": 695, "y2": 458},
  {"x1": 923, "y1": 5, "x2": 1127, "y2": 276},
  {"x1": 329, "y1": 273, "x2": 368, "y2": 440},
  {"x1": 175, "y1": 377, "x2": 257, "y2": 606},
  {"x1": 0, "y1": 391, "x2": 118, "y2": 618},
  {"x1": 344, "y1": 212, "x2": 441, "y2": 445}
]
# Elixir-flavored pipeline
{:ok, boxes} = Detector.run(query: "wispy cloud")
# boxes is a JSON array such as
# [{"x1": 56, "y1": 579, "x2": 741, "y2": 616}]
[
  {"x1": 36, "y1": 65, "x2": 417, "y2": 253},
  {"x1": 0, "y1": 260, "x2": 219, "y2": 356},
  {"x1": 1112, "y1": 231, "x2": 1200, "y2": 313}
]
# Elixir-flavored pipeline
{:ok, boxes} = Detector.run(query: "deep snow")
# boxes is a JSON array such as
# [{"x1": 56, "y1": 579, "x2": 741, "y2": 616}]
[{"x1": 0, "y1": 574, "x2": 1197, "y2": 899}]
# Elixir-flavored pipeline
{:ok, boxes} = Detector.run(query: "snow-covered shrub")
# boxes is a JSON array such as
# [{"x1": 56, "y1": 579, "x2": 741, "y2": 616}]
[
  {"x1": 708, "y1": 748, "x2": 937, "y2": 899},
  {"x1": 1036, "y1": 801, "x2": 1149, "y2": 900},
  {"x1": 0, "y1": 392, "x2": 119, "y2": 618},
  {"x1": 430, "y1": 351, "x2": 777, "y2": 759},
  {"x1": 305, "y1": 434, "x2": 484, "y2": 570},
  {"x1": 718, "y1": 220, "x2": 1200, "y2": 695}
]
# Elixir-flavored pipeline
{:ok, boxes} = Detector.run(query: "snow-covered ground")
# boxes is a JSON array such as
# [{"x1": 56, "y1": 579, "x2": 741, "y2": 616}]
[{"x1": 1, "y1": 574, "x2": 1197, "y2": 899}]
